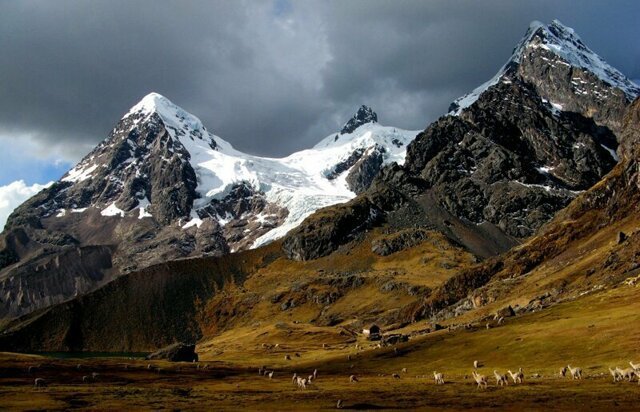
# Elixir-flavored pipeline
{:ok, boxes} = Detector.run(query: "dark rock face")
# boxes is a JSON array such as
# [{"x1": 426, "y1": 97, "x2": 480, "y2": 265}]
[
  {"x1": 346, "y1": 145, "x2": 386, "y2": 194},
  {"x1": 282, "y1": 196, "x2": 384, "y2": 261},
  {"x1": 283, "y1": 21, "x2": 635, "y2": 261},
  {"x1": 197, "y1": 183, "x2": 288, "y2": 251},
  {"x1": 516, "y1": 21, "x2": 639, "y2": 136},
  {"x1": 371, "y1": 228, "x2": 429, "y2": 256},
  {"x1": 147, "y1": 342, "x2": 198, "y2": 362},
  {"x1": 324, "y1": 148, "x2": 366, "y2": 180},
  {"x1": 340, "y1": 105, "x2": 378, "y2": 135}
]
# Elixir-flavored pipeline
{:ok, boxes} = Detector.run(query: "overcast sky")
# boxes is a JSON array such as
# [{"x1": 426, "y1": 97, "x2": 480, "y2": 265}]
[{"x1": 1, "y1": 0, "x2": 639, "y2": 190}]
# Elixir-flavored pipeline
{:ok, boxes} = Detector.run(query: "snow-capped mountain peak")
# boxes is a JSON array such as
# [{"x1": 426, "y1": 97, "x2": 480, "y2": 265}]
[
  {"x1": 123, "y1": 92, "x2": 218, "y2": 150},
  {"x1": 340, "y1": 105, "x2": 378, "y2": 135},
  {"x1": 23, "y1": 93, "x2": 420, "y2": 262},
  {"x1": 449, "y1": 20, "x2": 640, "y2": 115}
]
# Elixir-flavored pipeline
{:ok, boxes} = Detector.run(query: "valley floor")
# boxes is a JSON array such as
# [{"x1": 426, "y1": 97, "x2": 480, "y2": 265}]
[{"x1": 1, "y1": 285, "x2": 639, "y2": 411}]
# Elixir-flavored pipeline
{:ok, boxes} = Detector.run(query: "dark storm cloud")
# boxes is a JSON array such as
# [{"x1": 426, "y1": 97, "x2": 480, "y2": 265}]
[{"x1": 0, "y1": 0, "x2": 638, "y2": 162}]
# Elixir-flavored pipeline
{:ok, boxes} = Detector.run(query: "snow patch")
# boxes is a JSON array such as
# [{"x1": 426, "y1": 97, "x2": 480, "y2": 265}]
[
  {"x1": 101, "y1": 202, "x2": 126, "y2": 217},
  {"x1": 600, "y1": 143, "x2": 619, "y2": 162},
  {"x1": 62, "y1": 164, "x2": 98, "y2": 183},
  {"x1": 182, "y1": 210, "x2": 203, "y2": 229},
  {"x1": 137, "y1": 197, "x2": 153, "y2": 219}
]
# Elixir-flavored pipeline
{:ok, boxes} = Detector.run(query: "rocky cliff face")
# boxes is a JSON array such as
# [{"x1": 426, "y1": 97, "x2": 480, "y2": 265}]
[
  {"x1": 405, "y1": 97, "x2": 640, "y2": 323},
  {"x1": 283, "y1": 20, "x2": 638, "y2": 261}
]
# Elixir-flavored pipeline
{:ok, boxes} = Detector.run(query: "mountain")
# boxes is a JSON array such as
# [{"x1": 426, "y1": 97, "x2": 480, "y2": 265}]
[
  {"x1": 284, "y1": 20, "x2": 638, "y2": 261},
  {"x1": 405, "y1": 96, "x2": 640, "y2": 324},
  {"x1": 0, "y1": 19, "x2": 638, "y2": 353},
  {"x1": 0, "y1": 95, "x2": 419, "y2": 319},
  {"x1": 449, "y1": 20, "x2": 639, "y2": 133}
]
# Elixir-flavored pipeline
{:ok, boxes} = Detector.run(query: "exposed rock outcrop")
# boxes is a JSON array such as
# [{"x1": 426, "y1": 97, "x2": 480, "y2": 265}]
[{"x1": 146, "y1": 343, "x2": 198, "y2": 362}]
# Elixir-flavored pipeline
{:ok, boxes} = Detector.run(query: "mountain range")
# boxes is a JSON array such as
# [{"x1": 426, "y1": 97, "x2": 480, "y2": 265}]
[{"x1": 0, "y1": 19, "x2": 638, "y2": 353}]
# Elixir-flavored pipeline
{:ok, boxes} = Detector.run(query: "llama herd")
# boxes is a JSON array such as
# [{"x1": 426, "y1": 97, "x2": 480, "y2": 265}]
[
  {"x1": 25, "y1": 358, "x2": 640, "y2": 393},
  {"x1": 608, "y1": 362, "x2": 640, "y2": 384}
]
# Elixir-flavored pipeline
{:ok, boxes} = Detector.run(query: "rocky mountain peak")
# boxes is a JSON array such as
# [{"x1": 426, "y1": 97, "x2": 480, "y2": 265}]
[
  {"x1": 122, "y1": 92, "x2": 217, "y2": 150},
  {"x1": 516, "y1": 20, "x2": 640, "y2": 99},
  {"x1": 340, "y1": 105, "x2": 378, "y2": 135},
  {"x1": 449, "y1": 20, "x2": 640, "y2": 119}
]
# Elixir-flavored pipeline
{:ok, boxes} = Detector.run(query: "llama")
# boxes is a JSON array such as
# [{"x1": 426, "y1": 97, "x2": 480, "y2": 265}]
[
  {"x1": 433, "y1": 371, "x2": 445, "y2": 385},
  {"x1": 616, "y1": 367, "x2": 635, "y2": 382},
  {"x1": 349, "y1": 374, "x2": 359, "y2": 383},
  {"x1": 473, "y1": 360, "x2": 479, "y2": 369},
  {"x1": 508, "y1": 368, "x2": 524, "y2": 384},
  {"x1": 472, "y1": 371, "x2": 487, "y2": 389},
  {"x1": 566, "y1": 365, "x2": 582, "y2": 380},
  {"x1": 494, "y1": 370, "x2": 509, "y2": 386},
  {"x1": 609, "y1": 367, "x2": 622, "y2": 382},
  {"x1": 34, "y1": 378, "x2": 46, "y2": 388}
]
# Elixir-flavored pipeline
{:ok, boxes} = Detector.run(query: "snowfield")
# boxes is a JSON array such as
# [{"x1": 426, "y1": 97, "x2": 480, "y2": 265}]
[{"x1": 104, "y1": 93, "x2": 420, "y2": 248}]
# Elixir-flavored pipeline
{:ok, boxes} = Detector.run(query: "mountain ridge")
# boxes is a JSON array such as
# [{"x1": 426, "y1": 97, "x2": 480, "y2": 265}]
[{"x1": 0, "y1": 95, "x2": 419, "y2": 319}]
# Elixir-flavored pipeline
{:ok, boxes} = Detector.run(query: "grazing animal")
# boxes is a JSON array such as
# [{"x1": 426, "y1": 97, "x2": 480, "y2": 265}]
[
  {"x1": 401, "y1": 367, "x2": 407, "y2": 373},
  {"x1": 494, "y1": 370, "x2": 509, "y2": 386},
  {"x1": 508, "y1": 368, "x2": 524, "y2": 384},
  {"x1": 336, "y1": 399, "x2": 343, "y2": 409},
  {"x1": 472, "y1": 371, "x2": 487, "y2": 389},
  {"x1": 147, "y1": 364, "x2": 153, "y2": 370},
  {"x1": 616, "y1": 367, "x2": 635, "y2": 382},
  {"x1": 82, "y1": 376, "x2": 90, "y2": 383},
  {"x1": 567, "y1": 365, "x2": 582, "y2": 380},
  {"x1": 313, "y1": 369, "x2": 318, "y2": 380},
  {"x1": 292, "y1": 373, "x2": 298, "y2": 384},
  {"x1": 559, "y1": 366, "x2": 567, "y2": 377},
  {"x1": 392, "y1": 373, "x2": 401, "y2": 379},
  {"x1": 629, "y1": 361, "x2": 640, "y2": 372},
  {"x1": 296, "y1": 376, "x2": 307, "y2": 389},
  {"x1": 268, "y1": 371, "x2": 274, "y2": 379},
  {"x1": 34, "y1": 378, "x2": 46, "y2": 388},
  {"x1": 92, "y1": 372, "x2": 99, "y2": 380},
  {"x1": 349, "y1": 375, "x2": 359, "y2": 383},
  {"x1": 433, "y1": 371, "x2": 445, "y2": 385},
  {"x1": 473, "y1": 360, "x2": 479, "y2": 369},
  {"x1": 609, "y1": 367, "x2": 622, "y2": 382}
]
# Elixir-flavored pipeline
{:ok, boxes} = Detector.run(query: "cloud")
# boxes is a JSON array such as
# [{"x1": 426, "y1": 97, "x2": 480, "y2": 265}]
[
  {"x1": 0, "y1": 180, "x2": 53, "y2": 229},
  {"x1": 0, "y1": 0, "x2": 638, "y2": 167}
]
